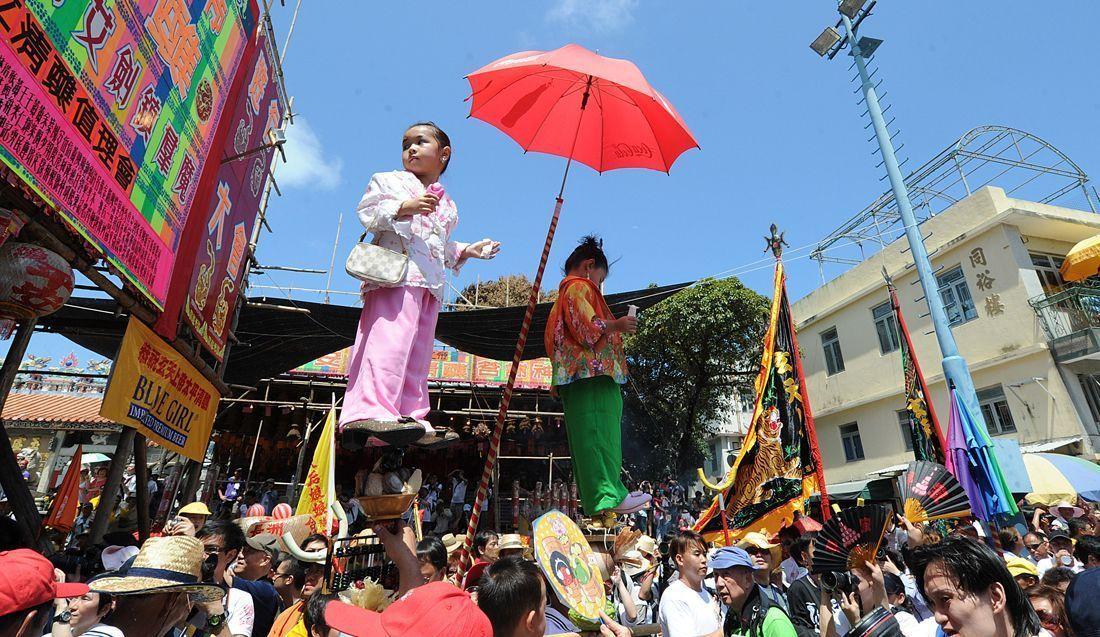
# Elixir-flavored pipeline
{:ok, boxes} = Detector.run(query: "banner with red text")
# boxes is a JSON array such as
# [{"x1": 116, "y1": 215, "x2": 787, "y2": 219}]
[
  {"x1": 0, "y1": 1, "x2": 256, "y2": 308},
  {"x1": 101, "y1": 317, "x2": 219, "y2": 461}
]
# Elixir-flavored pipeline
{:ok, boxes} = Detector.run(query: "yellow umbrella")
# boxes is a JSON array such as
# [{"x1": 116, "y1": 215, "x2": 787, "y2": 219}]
[{"x1": 1060, "y1": 233, "x2": 1100, "y2": 282}]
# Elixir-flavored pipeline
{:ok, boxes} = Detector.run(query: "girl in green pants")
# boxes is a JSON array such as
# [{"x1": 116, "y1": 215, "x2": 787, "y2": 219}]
[{"x1": 544, "y1": 236, "x2": 652, "y2": 527}]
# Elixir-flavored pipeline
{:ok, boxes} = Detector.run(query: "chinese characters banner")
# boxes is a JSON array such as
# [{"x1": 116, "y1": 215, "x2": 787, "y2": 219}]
[
  {"x1": 0, "y1": 0, "x2": 256, "y2": 309},
  {"x1": 183, "y1": 25, "x2": 281, "y2": 359},
  {"x1": 100, "y1": 316, "x2": 219, "y2": 461}
]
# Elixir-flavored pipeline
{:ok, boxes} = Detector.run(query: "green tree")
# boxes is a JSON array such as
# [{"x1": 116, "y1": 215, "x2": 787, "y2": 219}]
[
  {"x1": 622, "y1": 277, "x2": 769, "y2": 478},
  {"x1": 455, "y1": 274, "x2": 557, "y2": 309}
]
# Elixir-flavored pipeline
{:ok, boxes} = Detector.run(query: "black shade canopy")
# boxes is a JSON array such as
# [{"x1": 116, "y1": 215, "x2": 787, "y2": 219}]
[{"x1": 39, "y1": 282, "x2": 689, "y2": 387}]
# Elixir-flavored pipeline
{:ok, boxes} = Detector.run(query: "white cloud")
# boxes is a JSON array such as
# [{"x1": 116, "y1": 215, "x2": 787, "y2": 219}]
[
  {"x1": 546, "y1": 0, "x2": 639, "y2": 34},
  {"x1": 278, "y1": 117, "x2": 343, "y2": 190}
]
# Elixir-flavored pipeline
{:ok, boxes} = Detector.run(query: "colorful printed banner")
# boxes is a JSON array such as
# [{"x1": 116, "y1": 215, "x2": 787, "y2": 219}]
[
  {"x1": 297, "y1": 407, "x2": 336, "y2": 535},
  {"x1": 101, "y1": 317, "x2": 219, "y2": 461},
  {"x1": 183, "y1": 26, "x2": 282, "y2": 359},
  {"x1": 695, "y1": 259, "x2": 829, "y2": 544},
  {"x1": 291, "y1": 347, "x2": 553, "y2": 389},
  {"x1": 0, "y1": 1, "x2": 255, "y2": 308},
  {"x1": 533, "y1": 510, "x2": 607, "y2": 624},
  {"x1": 890, "y1": 284, "x2": 947, "y2": 463}
]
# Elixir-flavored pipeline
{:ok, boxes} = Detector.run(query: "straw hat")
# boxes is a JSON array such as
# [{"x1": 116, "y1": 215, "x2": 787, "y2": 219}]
[
  {"x1": 636, "y1": 535, "x2": 658, "y2": 559},
  {"x1": 89, "y1": 536, "x2": 224, "y2": 602},
  {"x1": 178, "y1": 502, "x2": 212, "y2": 516},
  {"x1": 441, "y1": 533, "x2": 466, "y2": 555},
  {"x1": 619, "y1": 549, "x2": 653, "y2": 577},
  {"x1": 498, "y1": 534, "x2": 527, "y2": 552},
  {"x1": 736, "y1": 531, "x2": 782, "y2": 569}
]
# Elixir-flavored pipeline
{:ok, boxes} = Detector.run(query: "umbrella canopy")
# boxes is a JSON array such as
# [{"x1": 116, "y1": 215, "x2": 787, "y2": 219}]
[
  {"x1": 946, "y1": 388, "x2": 1018, "y2": 521},
  {"x1": 466, "y1": 43, "x2": 698, "y2": 173},
  {"x1": 82, "y1": 452, "x2": 112, "y2": 464},
  {"x1": 1021, "y1": 453, "x2": 1100, "y2": 505},
  {"x1": 1059, "y1": 233, "x2": 1100, "y2": 282}
]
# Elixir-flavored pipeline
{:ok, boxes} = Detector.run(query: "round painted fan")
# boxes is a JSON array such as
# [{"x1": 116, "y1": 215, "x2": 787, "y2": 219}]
[
  {"x1": 899, "y1": 461, "x2": 971, "y2": 523},
  {"x1": 811, "y1": 505, "x2": 891, "y2": 574}
]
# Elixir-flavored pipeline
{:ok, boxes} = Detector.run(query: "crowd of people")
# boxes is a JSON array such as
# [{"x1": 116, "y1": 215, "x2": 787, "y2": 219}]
[{"x1": 5, "y1": 479, "x2": 1098, "y2": 637}]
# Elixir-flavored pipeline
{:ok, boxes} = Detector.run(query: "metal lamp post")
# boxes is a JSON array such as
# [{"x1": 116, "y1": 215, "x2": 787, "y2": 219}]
[{"x1": 811, "y1": 2, "x2": 988, "y2": 434}]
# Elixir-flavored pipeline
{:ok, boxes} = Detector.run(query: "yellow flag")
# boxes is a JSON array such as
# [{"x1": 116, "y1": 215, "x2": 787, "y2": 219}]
[{"x1": 297, "y1": 408, "x2": 336, "y2": 534}]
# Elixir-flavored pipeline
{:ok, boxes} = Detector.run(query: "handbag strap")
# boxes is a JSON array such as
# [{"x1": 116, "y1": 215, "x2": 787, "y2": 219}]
[{"x1": 360, "y1": 229, "x2": 408, "y2": 257}]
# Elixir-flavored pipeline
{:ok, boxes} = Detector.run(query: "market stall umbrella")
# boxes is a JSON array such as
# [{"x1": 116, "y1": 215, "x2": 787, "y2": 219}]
[
  {"x1": 1021, "y1": 453, "x2": 1100, "y2": 505},
  {"x1": 461, "y1": 44, "x2": 698, "y2": 554},
  {"x1": 1059, "y1": 233, "x2": 1100, "y2": 282},
  {"x1": 945, "y1": 388, "x2": 1018, "y2": 522}
]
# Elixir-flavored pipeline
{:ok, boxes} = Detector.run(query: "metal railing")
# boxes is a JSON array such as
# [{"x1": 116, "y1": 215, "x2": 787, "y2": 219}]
[{"x1": 1029, "y1": 283, "x2": 1100, "y2": 341}]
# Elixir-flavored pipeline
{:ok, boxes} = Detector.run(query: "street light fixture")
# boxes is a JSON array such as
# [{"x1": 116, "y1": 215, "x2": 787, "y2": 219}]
[
  {"x1": 838, "y1": 0, "x2": 867, "y2": 19},
  {"x1": 810, "y1": 27, "x2": 842, "y2": 56},
  {"x1": 810, "y1": 3, "x2": 991, "y2": 460}
]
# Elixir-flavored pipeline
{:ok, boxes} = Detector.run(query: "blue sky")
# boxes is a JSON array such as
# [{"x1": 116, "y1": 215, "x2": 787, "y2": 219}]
[{"x1": 10, "y1": 0, "x2": 1100, "y2": 366}]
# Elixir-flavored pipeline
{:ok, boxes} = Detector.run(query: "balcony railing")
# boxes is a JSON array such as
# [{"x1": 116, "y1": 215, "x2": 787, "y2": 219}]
[{"x1": 1029, "y1": 284, "x2": 1100, "y2": 362}]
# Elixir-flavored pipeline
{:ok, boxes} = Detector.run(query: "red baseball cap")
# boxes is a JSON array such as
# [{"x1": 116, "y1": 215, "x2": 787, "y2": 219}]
[
  {"x1": 324, "y1": 582, "x2": 492, "y2": 637},
  {"x1": 0, "y1": 549, "x2": 89, "y2": 615}
]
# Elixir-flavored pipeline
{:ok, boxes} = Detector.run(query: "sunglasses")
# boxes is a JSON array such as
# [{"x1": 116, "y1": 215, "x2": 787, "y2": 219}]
[{"x1": 1026, "y1": 544, "x2": 1043, "y2": 550}]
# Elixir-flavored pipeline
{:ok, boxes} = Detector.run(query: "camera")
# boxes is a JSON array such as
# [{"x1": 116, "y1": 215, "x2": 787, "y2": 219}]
[
  {"x1": 1058, "y1": 554, "x2": 1074, "y2": 567},
  {"x1": 201, "y1": 553, "x2": 219, "y2": 581},
  {"x1": 821, "y1": 571, "x2": 857, "y2": 594}
]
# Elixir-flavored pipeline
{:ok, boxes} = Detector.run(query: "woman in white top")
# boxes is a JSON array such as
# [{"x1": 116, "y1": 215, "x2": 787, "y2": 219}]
[{"x1": 52, "y1": 590, "x2": 125, "y2": 637}]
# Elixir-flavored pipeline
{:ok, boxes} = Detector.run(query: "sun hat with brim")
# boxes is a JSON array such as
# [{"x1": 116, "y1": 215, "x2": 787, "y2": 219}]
[
  {"x1": 736, "y1": 531, "x2": 782, "y2": 568},
  {"x1": 1005, "y1": 557, "x2": 1038, "y2": 579},
  {"x1": 442, "y1": 533, "x2": 466, "y2": 555},
  {"x1": 498, "y1": 534, "x2": 527, "y2": 552},
  {"x1": 325, "y1": 582, "x2": 491, "y2": 637},
  {"x1": 89, "y1": 536, "x2": 224, "y2": 602},
  {"x1": 636, "y1": 535, "x2": 658, "y2": 558},
  {"x1": 620, "y1": 549, "x2": 653, "y2": 577},
  {"x1": 178, "y1": 502, "x2": 212, "y2": 516}
]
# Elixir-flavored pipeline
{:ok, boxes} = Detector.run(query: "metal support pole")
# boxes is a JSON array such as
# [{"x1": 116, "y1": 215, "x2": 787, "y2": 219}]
[{"x1": 842, "y1": 14, "x2": 986, "y2": 429}]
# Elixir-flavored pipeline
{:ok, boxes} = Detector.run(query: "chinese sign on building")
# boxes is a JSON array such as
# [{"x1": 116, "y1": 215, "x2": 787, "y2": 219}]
[
  {"x1": 0, "y1": 0, "x2": 256, "y2": 309},
  {"x1": 101, "y1": 316, "x2": 219, "y2": 461},
  {"x1": 183, "y1": 26, "x2": 282, "y2": 359}
]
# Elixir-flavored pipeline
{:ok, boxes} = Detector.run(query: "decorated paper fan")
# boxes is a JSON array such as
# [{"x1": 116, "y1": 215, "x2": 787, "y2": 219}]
[
  {"x1": 899, "y1": 461, "x2": 971, "y2": 524},
  {"x1": 812, "y1": 505, "x2": 890, "y2": 574},
  {"x1": 533, "y1": 510, "x2": 606, "y2": 623}
]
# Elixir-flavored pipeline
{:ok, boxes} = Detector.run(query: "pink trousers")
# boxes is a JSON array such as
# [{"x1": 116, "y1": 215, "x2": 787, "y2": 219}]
[{"x1": 340, "y1": 286, "x2": 440, "y2": 427}]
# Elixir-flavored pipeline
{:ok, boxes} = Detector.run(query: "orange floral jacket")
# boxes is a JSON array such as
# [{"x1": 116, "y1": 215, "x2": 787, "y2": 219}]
[{"x1": 544, "y1": 276, "x2": 628, "y2": 387}]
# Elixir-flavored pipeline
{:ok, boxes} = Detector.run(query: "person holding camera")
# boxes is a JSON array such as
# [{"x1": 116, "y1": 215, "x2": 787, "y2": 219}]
[
  {"x1": 816, "y1": 561, "x2": 902, "y2": 637},
  {"x1": 186, "y1": 520, "x2": 255, "y2": 636}
]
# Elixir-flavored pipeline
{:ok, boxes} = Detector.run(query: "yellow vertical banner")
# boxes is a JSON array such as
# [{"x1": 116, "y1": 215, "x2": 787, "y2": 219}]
[
  {"x1": 297, "y1": 407, "x2": 336, "y2": 534},
  {"x1": 100, "y1": 317, "x2": 219, "y2": 461}
]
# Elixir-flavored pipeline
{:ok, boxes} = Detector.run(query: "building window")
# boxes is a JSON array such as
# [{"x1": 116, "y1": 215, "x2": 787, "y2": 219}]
[
  {"x1": 873, "y1": 301, "x2": 901, "y2": 354},
  {"x1": 897, "y1": 410, "x2": 913, "y2": 451},
  {"x1": 1030, "y1": 252, "x2": 1066, "y2": 295},
  {"x1": 821, "y1": 327, "x2": 845, "y2": 376},
  {"x1": 1079, "y1": 374, "x2": 1100, "y2": 427},
  {"x1": 977, "y1": 386, "x2": 1017, "y2": 435},
  {"x1": 937, "y1": 266, "x2": 978, "y2": 326},
  {"x1": 840, "y1": 422, "x2": 864, "y2": 462}
]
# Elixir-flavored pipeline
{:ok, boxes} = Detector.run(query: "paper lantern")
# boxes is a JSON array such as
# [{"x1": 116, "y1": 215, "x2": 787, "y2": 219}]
[
  {"x1": 272, "y1": 502, "x2": 293, "y2": 519},
  {"x1": 247, "y1": 504, "x2": 267, "y2": 517},
  {"x1": 0, "y1": 242, "x2": 74, "y2": 320}
]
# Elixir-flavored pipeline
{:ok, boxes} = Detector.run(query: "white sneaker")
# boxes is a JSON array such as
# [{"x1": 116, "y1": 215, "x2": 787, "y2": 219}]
[{"x1": 612, "y1": 491, "x2": 652, "y2": 515}]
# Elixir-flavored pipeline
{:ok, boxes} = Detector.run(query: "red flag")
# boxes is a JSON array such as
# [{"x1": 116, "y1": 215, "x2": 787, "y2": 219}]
[{"x1": 44, "y1": 446, "x2": 82, "y2": 532}]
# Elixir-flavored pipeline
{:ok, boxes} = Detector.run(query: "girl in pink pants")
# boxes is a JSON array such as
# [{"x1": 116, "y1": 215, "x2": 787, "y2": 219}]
[{"x1": 342, "y1": 122, "x2": 499, "y2": 448}]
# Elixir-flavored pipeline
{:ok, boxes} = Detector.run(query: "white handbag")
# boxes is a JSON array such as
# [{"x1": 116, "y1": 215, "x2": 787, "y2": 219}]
[{"x1": 345, "y1": 232, "x2": 408, "y2": 286}]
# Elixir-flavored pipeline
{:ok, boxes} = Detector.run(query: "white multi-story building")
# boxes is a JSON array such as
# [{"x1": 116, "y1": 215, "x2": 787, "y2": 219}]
[{"x1": 790, "y1": 186, "x2": 1100, "y2": 491}]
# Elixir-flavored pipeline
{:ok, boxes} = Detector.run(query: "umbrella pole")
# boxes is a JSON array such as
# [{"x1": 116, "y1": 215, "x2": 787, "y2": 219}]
[{"x1": 463, "y1": 80, "x2": 592, "y2": 561}]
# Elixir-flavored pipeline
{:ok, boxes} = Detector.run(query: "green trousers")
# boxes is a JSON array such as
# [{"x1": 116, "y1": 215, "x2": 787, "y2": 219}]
[{"x1": 557, "y1": 375, "x2": 628, "y2": 514}]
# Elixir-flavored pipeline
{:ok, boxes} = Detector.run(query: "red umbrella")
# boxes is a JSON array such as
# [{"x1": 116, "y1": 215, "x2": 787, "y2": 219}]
[{"x1": 461, "y1": 44, "x2": 697, "y2": 555}]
